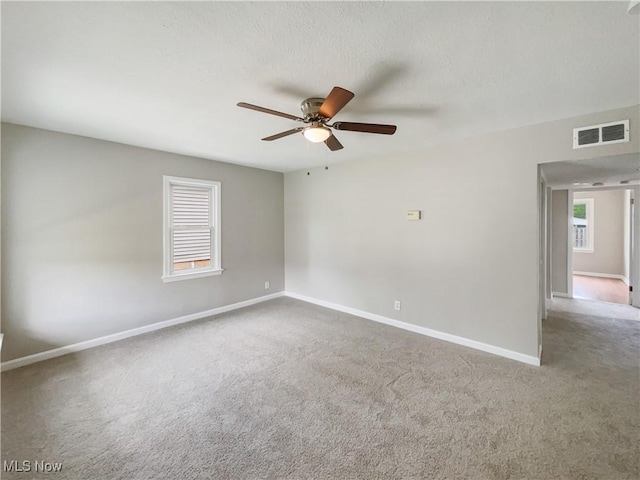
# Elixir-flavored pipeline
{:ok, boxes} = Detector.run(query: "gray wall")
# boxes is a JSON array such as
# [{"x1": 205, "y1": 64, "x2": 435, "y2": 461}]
[
  {"x1": 551, "y1": 190, "x2": 569, "y2": 295},
  {"x1": 1, "y1": 124, "x2": 284, "y2": 361},
  {"x1": 573, "y1": 190, "x2": 625, "y2": 276},
  {"x1": 285, "y1": 105, "x2": 639, "y2": 358}
]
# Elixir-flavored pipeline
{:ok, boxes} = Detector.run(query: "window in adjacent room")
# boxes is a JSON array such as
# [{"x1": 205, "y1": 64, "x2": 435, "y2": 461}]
[
  {"x1": 572, "y1": 197, "x2": 594, "y2": 253},
  {"x1": 163, "y1": 176, "x2": 222, "y2": 282}
]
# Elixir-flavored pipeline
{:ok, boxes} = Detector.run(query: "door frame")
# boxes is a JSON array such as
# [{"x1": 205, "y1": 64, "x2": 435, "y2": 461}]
[
  {"x1": 567, "y1": 186, "x2": 639, "y2": 307},
  {"x1": 537, "y1": 167, "x2": 548, "y2": 358}
]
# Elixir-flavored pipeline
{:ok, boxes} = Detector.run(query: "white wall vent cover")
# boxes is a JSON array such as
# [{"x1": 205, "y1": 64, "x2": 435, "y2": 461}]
[{"x1": 573, "y1": 120, "x2": 629, "y2": 149}]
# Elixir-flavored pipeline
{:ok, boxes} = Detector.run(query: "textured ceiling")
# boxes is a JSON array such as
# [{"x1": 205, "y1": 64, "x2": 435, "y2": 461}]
[
  {"x1": 2, "y1": 2, "x2": 639, "y2": 172},
  {"x1": 541, "y1": 153, "x2": 640, "y2": 189}
]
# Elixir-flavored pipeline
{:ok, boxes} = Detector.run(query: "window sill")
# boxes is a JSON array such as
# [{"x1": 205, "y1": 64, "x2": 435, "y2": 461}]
[
  {"x1": 162, "y1": 268, "x2": 224, "y2": 283},
  {"x1": 573, "y1": 248, "x2": 594, "y2": 254}
]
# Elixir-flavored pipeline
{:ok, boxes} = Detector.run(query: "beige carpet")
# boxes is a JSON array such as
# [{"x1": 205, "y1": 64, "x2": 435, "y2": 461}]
[{"x1": 2, "y1": 297, "x2": 639, "y2": 479}]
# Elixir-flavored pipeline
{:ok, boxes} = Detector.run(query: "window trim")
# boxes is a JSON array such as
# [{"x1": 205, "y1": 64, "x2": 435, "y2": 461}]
[
  {"x1": 572, "y1": 197, "x2": 594, "y2": 254},
  {"x1": 162, "y1": 176, "x2": 223, "y2": 282}
]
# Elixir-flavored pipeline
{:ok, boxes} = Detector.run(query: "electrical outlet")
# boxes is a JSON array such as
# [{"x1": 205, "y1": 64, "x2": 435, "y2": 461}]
[
  {"x1": 394, "y1": 300, "x2": 401, "y2": 311},
  {"x1": 264, "y1": 281, "x2": 270, "y2": 290}
]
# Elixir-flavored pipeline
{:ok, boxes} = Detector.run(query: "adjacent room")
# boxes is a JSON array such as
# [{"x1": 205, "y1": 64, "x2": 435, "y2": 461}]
[
  {"x1": 545, "y1": 153, "x2": 640, "y2": 310},
  {"x1": 2, "y1": 2, "x2": 639, "y2": 479},
  {"x1": 572, "y1": 188, "x2": 632, "y2": 305}
]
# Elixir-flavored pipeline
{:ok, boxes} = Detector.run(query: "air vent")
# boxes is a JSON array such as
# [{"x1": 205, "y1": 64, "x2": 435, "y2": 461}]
[
  {"x1": 602, "y1": 124, "x2": 625, "y2": 142},
  {"x1": 578, "y1": 128, "x2": 599, "y2": 145},
  {"x1": 573, "y1": 120, "x2": 629, "y2": 149}
]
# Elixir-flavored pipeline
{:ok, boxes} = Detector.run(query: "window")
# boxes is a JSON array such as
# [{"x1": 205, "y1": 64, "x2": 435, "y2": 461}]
[
  {"x1": 163, "y1": 176, "x2": 222, "y2": 282},
  {"x1": 573, "y1": 197, "x2": 594, "y2": 253}
]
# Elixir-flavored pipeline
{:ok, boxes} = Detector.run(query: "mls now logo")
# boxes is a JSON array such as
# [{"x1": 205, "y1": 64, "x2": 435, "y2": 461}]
[{"x1": 3, "y1": 460, "x2": 63, "y2": 473}]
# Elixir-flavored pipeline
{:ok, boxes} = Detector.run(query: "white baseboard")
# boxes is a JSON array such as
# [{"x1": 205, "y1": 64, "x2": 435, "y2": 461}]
[
  {"x1": 574, "y1": 271, "x2": 626, "y2": 281},
  {"x1": 1, "y1": 292, "x2": 285, "y2": 372},
  {"x1": 284, "y1": 292, "x2": 541, "y2": 367},
  {"x1": 552, "y1": 292, "x2": 573, "y2": 299}
]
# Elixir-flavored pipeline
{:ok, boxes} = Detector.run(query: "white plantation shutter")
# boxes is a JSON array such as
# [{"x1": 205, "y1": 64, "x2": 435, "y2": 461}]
[{"x1": 170, "y1": 185, "x2": 212, "y2": 264}]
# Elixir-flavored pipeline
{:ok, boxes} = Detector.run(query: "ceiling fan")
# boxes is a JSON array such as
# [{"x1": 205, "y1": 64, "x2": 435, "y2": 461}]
[{"x1": 237, "y1": 86, "x2": 397, "y2": 151}]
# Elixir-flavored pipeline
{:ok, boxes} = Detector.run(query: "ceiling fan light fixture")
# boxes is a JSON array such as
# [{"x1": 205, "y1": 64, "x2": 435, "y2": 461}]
[{"x1": 303, "y1": 126, "x2": 331, "y2": 143}]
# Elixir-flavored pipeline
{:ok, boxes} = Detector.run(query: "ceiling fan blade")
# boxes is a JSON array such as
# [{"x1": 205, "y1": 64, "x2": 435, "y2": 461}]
[
  {"x1": 324, "y1": 134, "x2": 344, "y2": 151},
  {"x1": 262, "y1": 127, "x2": 305, "y2": 141},
  {"x1": 318, "y1": 87, "x2": 355, "y2": 119},
  {"x1": 237, "y1": 102, "x2": 303, "y2": 121},
  {"x1": 332, "y1": 122, "x2": 397, "y2": 135}
]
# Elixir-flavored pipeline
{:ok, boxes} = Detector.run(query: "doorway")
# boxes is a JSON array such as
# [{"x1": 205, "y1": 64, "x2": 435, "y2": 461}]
[
  {"x1": 571, "y1": 189, "x2": 633, "y2": 305},
  {"x1": 541, "y1": 153, "x2": 640, "y2": 309}
]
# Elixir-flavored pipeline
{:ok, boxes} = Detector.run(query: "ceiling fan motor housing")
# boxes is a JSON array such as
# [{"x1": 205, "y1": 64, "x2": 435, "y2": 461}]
[{"x1": 300, "y1": 98, "x2": 326, "y2": 118}]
